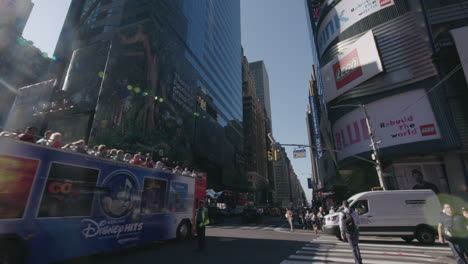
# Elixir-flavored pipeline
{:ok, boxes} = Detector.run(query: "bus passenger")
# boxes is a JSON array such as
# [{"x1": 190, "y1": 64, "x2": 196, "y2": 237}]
[{"x1": 18, "y1": 126, "x2": 37, "y2": 143}]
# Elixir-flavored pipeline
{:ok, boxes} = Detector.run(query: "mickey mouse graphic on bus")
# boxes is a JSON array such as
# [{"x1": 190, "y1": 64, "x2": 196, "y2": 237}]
[{"x1": 100, "y1": 171, "x2": 139, "y2": 218}]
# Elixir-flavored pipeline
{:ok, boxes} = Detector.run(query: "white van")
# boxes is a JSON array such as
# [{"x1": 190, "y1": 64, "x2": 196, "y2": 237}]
[{"x1": 323, "y1": 190, "x2": 441, "y2": 244}]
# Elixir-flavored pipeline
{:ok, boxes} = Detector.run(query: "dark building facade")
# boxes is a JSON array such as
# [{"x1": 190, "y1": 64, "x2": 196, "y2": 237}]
[
  {"x1": 305, "y1": 0, "x2": 468, "y2": 200},
  {"x1": 33, "y1": 0, "x2": 245, "y2": 191},
  {"x1": 242, "y1": 55, "x2": 269, "y2": 204}
]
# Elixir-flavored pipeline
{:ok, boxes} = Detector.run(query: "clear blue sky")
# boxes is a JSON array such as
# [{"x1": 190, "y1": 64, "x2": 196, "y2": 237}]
[{"x1": 23, "y1": 0, "x2": 315, "y2": 203}]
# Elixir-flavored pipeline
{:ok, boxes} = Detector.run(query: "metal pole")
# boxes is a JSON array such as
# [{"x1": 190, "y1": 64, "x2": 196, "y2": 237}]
[{"x1": 361, "y1": 105, "x2": 386, "y2": 190}]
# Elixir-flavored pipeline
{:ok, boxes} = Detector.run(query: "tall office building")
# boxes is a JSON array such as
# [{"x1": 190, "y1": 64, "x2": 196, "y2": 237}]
[
  {"x1": 248, "y1": 61, "x2": 271, "y2": 122},
  {"x1": 41, "y1": 0, "x2": 244, "y2": 190},
  {"x1": 248, "y1": 60, "x2": 275, "y2": 203}
]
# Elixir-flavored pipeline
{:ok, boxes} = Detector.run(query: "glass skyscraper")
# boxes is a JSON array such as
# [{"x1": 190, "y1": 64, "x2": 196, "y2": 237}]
[{"x1": 49, "y1": 0, "x2": 244, "y2": 190}]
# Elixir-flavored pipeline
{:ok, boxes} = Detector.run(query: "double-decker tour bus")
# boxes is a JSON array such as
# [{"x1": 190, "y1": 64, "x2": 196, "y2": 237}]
[{"x1": 0, "y1": 137, "x2": 207, "y2": 264}]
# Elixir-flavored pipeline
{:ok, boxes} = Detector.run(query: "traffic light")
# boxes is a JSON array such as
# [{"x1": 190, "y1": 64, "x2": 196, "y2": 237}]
[
  {"x1": 267, "y1": 151, "x2": 273, "y2": 161},
  {"x1": 273, "y1": 149, "x2": 280, "y2": 161}
]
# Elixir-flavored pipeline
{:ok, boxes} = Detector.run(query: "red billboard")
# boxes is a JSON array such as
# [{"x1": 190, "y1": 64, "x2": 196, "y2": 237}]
[{"x1": 333, "y1": 49, "x2": 363, "y2": 89}]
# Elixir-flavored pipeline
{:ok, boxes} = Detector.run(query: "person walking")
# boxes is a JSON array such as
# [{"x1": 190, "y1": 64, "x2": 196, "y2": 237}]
[
  {"x1": 195, "y1": 200, "x2": 210, "y2": 251},
  {"x1": 317, "y1": 206, "x2": 326, "y2": 232},
  {"x1": 339, "y1": 200, "x2": 362, "y2": 264},
  {"x1": 285, "y1": 208, "x2": 294, "y2": 232},
  {"x1": 438, "y1": 203, "x2": 467, "y2": 264}
]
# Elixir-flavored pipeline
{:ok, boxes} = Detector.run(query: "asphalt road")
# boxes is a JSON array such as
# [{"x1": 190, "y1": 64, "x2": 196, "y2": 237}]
[{"x1": 57, "y1": 216, "x2": 458, "y2": 264}]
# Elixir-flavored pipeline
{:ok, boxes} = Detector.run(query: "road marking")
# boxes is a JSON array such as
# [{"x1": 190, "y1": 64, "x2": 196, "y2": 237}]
[
  {"x1": 313, "y1": 237, "x2": 451, "y2": 251},
  {"x1": 280, "y1": 235, "x2": 453, "y2": 264},
  {"x1": 296, "y1": 250, "x2": 440, "y2": 262},
  {"x1": 305, "y1": 243, "x2": 450, "y2": 253},
  {"x1": 301, "y1": 246, "x2": 433, "y2": 257},
  {"x1": 289, "y1": 254, "x2": 434, "y2": 264}
]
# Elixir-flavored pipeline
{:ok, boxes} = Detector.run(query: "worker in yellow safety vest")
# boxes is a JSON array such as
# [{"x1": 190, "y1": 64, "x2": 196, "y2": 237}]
[{"x1": 195, "y1": 200, "x2": 210, "y2": 250}]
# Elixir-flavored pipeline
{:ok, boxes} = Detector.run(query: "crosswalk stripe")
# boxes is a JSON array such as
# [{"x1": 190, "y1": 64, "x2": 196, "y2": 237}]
[
  {"x1": 305, "y1": 243, "x2": 450, "y2": 253},
  {"x1": 301, "y1": 246, "x2": 441, "y2": 259},
  {"x1": 312, "y1": 239, "x2": 451, "y2": 251},
  {"x1": 289, "y1": 254, "x2": 435, "y2": 264},
  {"x1": 300, "y1": 247, "x2": 433, "y2": 258},
  {"x1": 296, "y1": 250, "x2": 440, "y2": 262}
]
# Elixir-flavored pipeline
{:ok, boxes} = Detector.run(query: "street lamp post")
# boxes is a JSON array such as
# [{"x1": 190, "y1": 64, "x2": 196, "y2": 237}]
[{"x1": 329, "y1": 104, "x2": 386, "y2": 190}]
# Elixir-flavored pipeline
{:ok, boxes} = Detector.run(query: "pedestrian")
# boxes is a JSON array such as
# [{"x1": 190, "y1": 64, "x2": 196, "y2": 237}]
[
  {"x1": 305, "y1": 210, "x2": 311, "y2": 231},
  {"x1": 286, "y1": 208, "x2": 294, "y2": 232},
  {"x1": 462, "y1": 207, "x2": 468, "y2": 258},
  {"x1": 195, "y1": 200, "x2": 210, "y2": 251},
  {"x1": 339, "y1": 200, "x2": 362, "y2": 264},
  {"x1": 311, "y1": 212, "x2": 318, "y2": 234},
  {"x1": 438, "y1": 203, "x2": 468, "y2": 264},
  {"x1": 317, "y1": 206, "x2": 326, "y2": 232},
  {"x1": 298, "y1": 210, "x2": 305, "y2": 230}
]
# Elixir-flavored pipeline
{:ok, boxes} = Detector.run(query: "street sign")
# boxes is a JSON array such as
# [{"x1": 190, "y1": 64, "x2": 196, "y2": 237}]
[{"x1": 293, "y1": 148, "x2": 306, "y2": 158}]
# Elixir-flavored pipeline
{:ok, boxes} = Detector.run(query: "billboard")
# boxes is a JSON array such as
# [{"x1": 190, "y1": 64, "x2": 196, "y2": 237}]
[
  {"x1": 321, "y1": 31, "x2": 383, "y2": 102},
  {"x1": 332, "y1": 89, "x2": 441, "y2": 160},
  {"x1": 38, "y1": 163, "x2": 99, "y2": 218},
  {"x1": 451, "y1": 26, "x2": 468, "y2": 85},
  {"x1": 0, "y1": 155, "x2": 39, "y2": 219},
  {"x1": 317, "y1": 0, "x2": 394, "y2": 55},
  {"x1": 309, "y1": 94, "x2": 323, "y2": 157}
]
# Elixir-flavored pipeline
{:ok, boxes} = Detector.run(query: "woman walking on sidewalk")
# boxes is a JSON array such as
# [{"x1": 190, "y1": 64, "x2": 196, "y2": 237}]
[{"x1": 285, "y1": 208, "x2": 294, "y2": 232}]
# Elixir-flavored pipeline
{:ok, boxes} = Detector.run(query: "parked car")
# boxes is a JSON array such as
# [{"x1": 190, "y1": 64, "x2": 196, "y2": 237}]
[
  {"x1": 231, "y1": 206, "x2": 245, "y2": 216},
  {"x1": 323, "y1": 190, "x2": 441, "y2": 244},
  {"x1": 241, "y1": 208, "x2": 263, "y2": 224},
  {"x1": 269, "y1": 208, "x2": 281, "y2": 216},
  {"x1": 207, "y1": 206, "x2": 225, "y2": 225}
]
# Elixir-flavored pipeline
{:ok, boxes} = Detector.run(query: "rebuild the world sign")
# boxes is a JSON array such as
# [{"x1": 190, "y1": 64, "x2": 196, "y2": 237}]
[{"x1": 332, "y1": 89, "x2": 441, "y2": 160}]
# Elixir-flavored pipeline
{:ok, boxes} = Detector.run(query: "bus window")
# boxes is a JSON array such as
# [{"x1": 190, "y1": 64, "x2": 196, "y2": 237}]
[
  {"x1": 141, "y1": 178, "x2": 167, "y2": 214},
  {"x1": 167, "y1": 182, "x2": 189, "y2": 213},
  {"x1": 0, "y1": 155, "x2": 39, "y2": 219},
  {"x1": 37, "y1": 163, "x2": 99, "y2": 218}
]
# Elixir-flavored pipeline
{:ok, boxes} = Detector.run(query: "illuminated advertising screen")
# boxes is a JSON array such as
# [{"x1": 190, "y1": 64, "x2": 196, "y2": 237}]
[
  {"x1": 0, "y1": 155, "x2": 39, "y2": 219},
  {"x1": 38, "y1": 163, "x2": 99, "y2": 218}
]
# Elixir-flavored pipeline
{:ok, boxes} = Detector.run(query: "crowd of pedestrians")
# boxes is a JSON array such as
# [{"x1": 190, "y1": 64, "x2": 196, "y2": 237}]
[
  {"x1": 1, "y1": 126, "x2": 197, "y2": 177},
  {"x1": 284, "y1": 206, "x2": 334, "y2": 233}
]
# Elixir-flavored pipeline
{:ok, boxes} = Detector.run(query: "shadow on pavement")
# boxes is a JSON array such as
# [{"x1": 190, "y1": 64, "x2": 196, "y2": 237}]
[{"x1": 56, "y1": 236, "x2": 306, "y2": 264}]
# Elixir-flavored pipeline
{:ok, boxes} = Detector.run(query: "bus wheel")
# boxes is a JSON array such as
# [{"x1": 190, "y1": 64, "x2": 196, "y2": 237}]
[{"x1": 177, "y1": 221, "x2": 191, "y2": 240}]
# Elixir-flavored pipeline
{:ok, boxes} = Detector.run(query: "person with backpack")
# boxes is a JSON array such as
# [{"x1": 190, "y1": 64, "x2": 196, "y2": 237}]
[{"x1": 339, "y1": 200, "x2": 362, "y2": 264}]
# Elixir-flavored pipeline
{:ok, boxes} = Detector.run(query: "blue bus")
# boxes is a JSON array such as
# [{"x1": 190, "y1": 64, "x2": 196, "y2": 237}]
[{"x1": 0, "y1": 137, "x2": 207, "y2": 264}]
